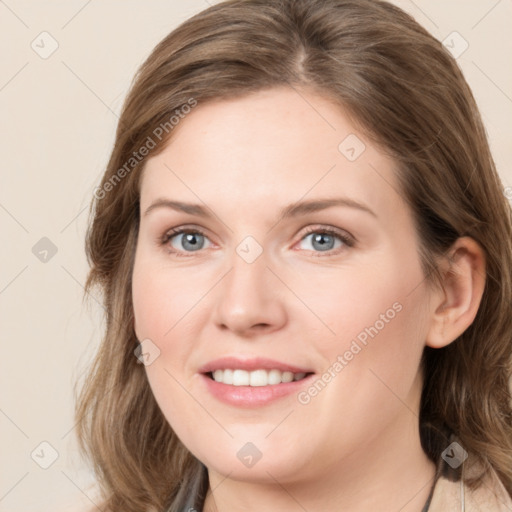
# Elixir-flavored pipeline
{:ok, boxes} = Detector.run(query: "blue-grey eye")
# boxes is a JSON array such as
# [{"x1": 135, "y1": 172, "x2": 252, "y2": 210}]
[
  {"x1": 299, "y1": 231, "x2": 344, "y2": 252},
  {"x1": 170, "y1": 231, "x2": 210, "y2": 252}
]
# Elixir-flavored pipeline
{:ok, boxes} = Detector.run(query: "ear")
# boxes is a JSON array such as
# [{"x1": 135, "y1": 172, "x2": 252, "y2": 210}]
[{"x1": 425, "y1": 237, "x2": 486, "y2": 349}]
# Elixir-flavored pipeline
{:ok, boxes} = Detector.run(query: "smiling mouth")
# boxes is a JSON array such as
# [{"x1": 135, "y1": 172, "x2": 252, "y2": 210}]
[{"x1": 206, "y1": 369, "x2": 313, "y2": 386}]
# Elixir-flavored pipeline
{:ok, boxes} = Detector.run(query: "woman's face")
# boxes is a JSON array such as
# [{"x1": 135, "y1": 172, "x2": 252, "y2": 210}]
[{"x1": 132, "y1": 86, "x2": 434, "y2": 484}]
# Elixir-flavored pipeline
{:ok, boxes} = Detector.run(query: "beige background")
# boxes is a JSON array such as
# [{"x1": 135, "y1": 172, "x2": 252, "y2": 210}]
[{"x1": 0, "y1": 1, "x2": 511, "y2": 510}]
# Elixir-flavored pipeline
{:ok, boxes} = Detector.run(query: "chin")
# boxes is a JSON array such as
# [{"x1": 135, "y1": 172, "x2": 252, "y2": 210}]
[{"x1": 191, "y1": 434, "x2": 313, "y2": 483}]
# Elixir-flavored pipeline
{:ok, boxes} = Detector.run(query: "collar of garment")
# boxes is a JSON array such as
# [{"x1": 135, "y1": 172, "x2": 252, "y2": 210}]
[{"x1": 424, "y1": 448, "x2": 512, "y2": 512}]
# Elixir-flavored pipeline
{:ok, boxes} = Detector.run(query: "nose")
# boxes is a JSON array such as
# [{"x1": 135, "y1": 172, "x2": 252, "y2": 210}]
[{"x1": 212, "y1": 249, "x2": 288, "y2": 337}]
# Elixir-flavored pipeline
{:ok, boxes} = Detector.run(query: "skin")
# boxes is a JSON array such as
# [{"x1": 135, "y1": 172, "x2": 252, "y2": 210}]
[{"x1": 132, "y1": 86, "x2": 486, "y2": 511}]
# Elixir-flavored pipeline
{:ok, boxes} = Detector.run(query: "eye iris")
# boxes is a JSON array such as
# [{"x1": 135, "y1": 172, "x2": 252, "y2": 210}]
[
  {"x1": 181, "y1": 232, "x2": 204, "y2": 251},
  {"x1": 312, "y1": 233, "x2": 335, "y2": 251}
]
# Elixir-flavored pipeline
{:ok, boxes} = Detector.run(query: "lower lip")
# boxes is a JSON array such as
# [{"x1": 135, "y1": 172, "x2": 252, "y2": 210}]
[{"x1": 201, "y1": 373, "x2": 314, "y2": 407}]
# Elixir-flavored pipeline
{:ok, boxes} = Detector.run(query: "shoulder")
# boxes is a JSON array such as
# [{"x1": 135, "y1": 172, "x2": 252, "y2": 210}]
[{"x1": 429, "y1": 459, "x2": 512, "y2": 511}]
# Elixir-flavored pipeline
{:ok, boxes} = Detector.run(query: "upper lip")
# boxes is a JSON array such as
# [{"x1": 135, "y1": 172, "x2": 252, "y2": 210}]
[{"x1": 198, "y1": 356, "x2": 313, "y2": 374}]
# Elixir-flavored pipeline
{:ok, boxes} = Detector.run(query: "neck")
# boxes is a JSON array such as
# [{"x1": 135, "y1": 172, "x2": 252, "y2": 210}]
[{"x1": 203, "y1": 417, "x2": 436, "y2": 512}]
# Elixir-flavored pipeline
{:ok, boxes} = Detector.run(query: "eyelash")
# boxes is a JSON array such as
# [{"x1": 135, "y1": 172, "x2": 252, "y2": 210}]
[{"x1": 159, "y1": 225, "x2": 355, "y2": 258}]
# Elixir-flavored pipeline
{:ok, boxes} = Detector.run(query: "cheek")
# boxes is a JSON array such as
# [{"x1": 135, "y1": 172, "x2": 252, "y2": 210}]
[
  {"x1": 300, "y1": 247, "x2": 429, "y2": 411},
  {"x1": 131, "y1": 255, "x2": 214, "y2": 399},
  {"x1": 297, "y1": 248, "x2": 426, "y2": 352},
  {"x1": 132, "y1": 261, "x2": 209, "y2": 450},
  {"x1": 293, "y1": 267, "x2": 429, "y2": 465},
  {"x1": 132, "y1": 256, "x2": 209, "y2": 342},
  {"x1": 132, "y1": 261, "x2": 191, "y2": 414}
]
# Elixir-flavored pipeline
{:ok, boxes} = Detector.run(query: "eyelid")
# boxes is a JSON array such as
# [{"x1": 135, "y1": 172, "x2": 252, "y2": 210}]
[{"x1": 161, "y1": 225, "x2": 210, "y2": 243}]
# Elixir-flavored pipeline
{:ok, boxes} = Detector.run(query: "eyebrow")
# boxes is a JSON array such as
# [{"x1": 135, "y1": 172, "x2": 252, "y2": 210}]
[{"x1": 144, "y1": 197, "x2": 377, "y2": 220}]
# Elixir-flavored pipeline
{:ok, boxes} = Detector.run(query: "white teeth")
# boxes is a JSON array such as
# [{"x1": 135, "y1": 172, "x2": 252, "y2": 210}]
[
  {"x1": 281, "y1": 371, "x2": 294, "y2": 383},
  {"x1": 232, "y1": 369, "x2": 250, "y2": 386},
  {"x1": 249, "y1": 369, "x2": 268, "y2": 387},
  {"x1": 223, "y1": 368, "x2": 234, "y2": 385},
  {"x1": 268, "y1": 369, "x2": 282, "y2": 385},
  {"x1": 211, "y1": 369, "x2": 308, "y2": 386}
]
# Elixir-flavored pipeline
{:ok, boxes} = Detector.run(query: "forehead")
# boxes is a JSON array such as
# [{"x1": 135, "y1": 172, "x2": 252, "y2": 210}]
[{"x1": 139, "y1": 87, "x2": 406, "y2": 222}]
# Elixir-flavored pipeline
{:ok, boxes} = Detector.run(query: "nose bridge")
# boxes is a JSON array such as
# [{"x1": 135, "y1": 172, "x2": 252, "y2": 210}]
[
  {"x1": 213, "y1": 242, "x2": 286, "y2": 334},
  {"x1": 228, "y1": 246, "x2": 269, "y2": 298}
]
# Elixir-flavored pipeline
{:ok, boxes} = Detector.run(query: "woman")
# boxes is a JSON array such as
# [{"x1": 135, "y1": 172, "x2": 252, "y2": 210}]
[{"x1": 75, "y1": 0, "x2": 512, "y2": 510}]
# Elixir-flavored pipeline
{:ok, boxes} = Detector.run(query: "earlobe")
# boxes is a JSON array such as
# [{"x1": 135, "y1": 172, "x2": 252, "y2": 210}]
[{"x1": 425, "y1": 237, "x2": 486, "y2": 349}]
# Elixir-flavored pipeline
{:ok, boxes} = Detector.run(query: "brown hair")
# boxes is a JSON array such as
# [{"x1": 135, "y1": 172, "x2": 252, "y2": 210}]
[{"x1": 75, "y1": 0, "x2": 512, "y2": 510}]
